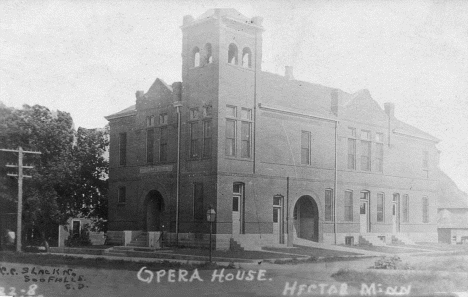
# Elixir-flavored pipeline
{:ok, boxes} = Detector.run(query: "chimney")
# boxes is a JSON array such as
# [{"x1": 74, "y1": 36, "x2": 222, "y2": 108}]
[
  {"x1": 285, "y1": 66, "x2": 294, "y2": 80},
  {"x1": 135, "y1": 90, "x2": 145, "y2": 100},
  {"x1": 384, "y1": 102, "x2": 395, "y2": 118},
  {"x1": 331, "y1": 90, "x2": 339, "y2": 116},
  {"x1": 183, "y1": 15, "x2": 194, "y2": 26},
  {"x1": 172, "y1": 82, "x2": 182, "y2": 102}
]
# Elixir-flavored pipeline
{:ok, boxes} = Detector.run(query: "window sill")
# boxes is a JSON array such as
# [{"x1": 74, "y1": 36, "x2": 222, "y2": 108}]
[{"x1": 226, "y1": 63, "x2": 254, "y2": 72}]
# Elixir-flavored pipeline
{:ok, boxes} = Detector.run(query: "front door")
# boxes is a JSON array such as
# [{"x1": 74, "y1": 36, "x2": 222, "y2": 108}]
[
  {"x1": 392, "y1": 194, "x2": 400, "y2": 233},
  {"x1": 232, "y1": 196, "x2": 242, "y2": 237},
  {"x1": 273, "y1": 195, "x2": 284, "y2": 244},
  {"x1": 360, "y1": 201, "x2": 369, "y2": 233}
]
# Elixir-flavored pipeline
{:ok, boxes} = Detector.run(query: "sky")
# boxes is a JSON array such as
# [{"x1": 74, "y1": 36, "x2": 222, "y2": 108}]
[{"x1": 1, "y1": 0, "x2": 467, "y2": 192}]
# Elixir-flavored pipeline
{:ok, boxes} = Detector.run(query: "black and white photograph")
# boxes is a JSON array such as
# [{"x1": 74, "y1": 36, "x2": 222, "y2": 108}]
[{"x1": 1, "y1": 1, "x2": 468, "y2": 296}]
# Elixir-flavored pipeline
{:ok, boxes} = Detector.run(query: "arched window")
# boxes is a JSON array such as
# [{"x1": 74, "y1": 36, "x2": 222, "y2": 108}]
[
  {"x1": 228, "y1": 43, "x2": 238, "y2": 65},
  {"x1": 242, "y1": 47, "x2": 252, "y2": 68},
  {"x1": 205, "y1": 43, "x2": 213, "y2": 64},
  {"x1": 192, "y1": 47, "x2": 200, "y2": 67}
]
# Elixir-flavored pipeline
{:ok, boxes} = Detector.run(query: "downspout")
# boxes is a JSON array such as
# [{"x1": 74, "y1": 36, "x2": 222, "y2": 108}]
[
  {"x1": 286, "y1": 176, "x2": 290, "y2": 247},
  {"x1": 173, "y1": 90, "x2": 183, "y2": 248},
  {"x1": 253, "y1": 26, "x2": 258, "y2": 174},
  {"x1": 334, "y1": 121, "x2": 338, "y2": 245}
]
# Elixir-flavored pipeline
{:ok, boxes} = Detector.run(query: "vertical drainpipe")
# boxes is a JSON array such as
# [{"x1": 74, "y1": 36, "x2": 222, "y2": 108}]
[
  {"x1": 253, "y1": 28, "x2": 258, "y2": 174},
  {"x1": 173, "y1": 84, "x2": 183, "y2": 248},
  {"x1": 334, "y1": 121, "x2": 338, "y2": 245},
  {"x1": 286, "y1": 176, "x2": 290, "y2": 247}
]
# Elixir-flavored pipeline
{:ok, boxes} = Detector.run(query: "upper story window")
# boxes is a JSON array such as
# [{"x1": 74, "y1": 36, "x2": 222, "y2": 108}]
[
  {"x1": 422, "y1": 150, "x2": 429, "y2": 178},
  {"x1": 189, "y1": 122, "x2": 200, "y2": 159},
  {"x1": 203, "y1": 120, "x2": 212, "y2": 158},
  {"x1": 228, "y1": 43, "x2": 238, "y2": 65},
  {"x1": 118, "y1": 186, "x2": 126, "y2": 204},
  {"x1": 193, "y1": 183, "x2": 204, "y2": 221},
  {"x1": 190, "y1": 108, "x2": 199, "y2": 121},
  {"x1": 242, "y1": 47, "x2": 252, "y2": 68},
  {"x1": 241, "y1": 108, "x2": 252, "y2": 158},
  {"x1": 348, "y1": 127, "x2": 357, "y2": 170},
  {"x1": 160, "y1": 126, "x2": 168, "y2": 162},
  {"x1": 119, "y1": 132, "x2": 127, "y2": 166},
  {"x1": 203, "y1": 105, "x2": 213, "y2": 117},
  {"x1": 204, "y1": 43, "x2": 213, "y2": 64},
  {"x1": 146, "y1": 128, "x2": 154, "y2": 164},
  {"x1": 146, "y1": 115, "x2": 155, "y2": 127},
  {"x1": 375, "y1": 133, "x2": 384, "y2": 172},
  {"x1": 192, "y1": 47, "x2": 200, "y2": 67},
  {"x1": 225, "y1": 106, "x2": 237, "y2": 157},
  {"x1": 301, "y1": 131, "x2": 311, "y2": 165},
  {"x1": 360, "y1": 130, "x2": 371, "y2": 171},
  {"x1": 159, "y1": 113, "x2": 168, "y2": 125}
]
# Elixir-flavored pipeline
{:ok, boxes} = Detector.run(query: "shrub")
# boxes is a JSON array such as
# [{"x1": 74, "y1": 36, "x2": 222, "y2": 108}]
[
  {"x1": 372, "y1": 256, "x2": 412, "y2": 270},
  {"x1": 65, "y1": 223, "x2": 92, "y2": 247}
]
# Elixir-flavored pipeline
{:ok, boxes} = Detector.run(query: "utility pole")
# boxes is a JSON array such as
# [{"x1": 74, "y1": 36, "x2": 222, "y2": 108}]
[{"x1": 1, "y1": 147, "x2": 41, "y2": 252}]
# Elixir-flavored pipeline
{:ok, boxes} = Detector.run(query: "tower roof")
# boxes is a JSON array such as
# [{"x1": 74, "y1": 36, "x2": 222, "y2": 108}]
[{"x1": 195, "y1": 8, "x2": 250, "y2": 22}]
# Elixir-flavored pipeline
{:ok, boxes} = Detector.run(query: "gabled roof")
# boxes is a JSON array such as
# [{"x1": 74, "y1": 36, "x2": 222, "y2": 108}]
[
  {"x1": 393, "y1": 120, "x2": 440, "y2": 143},
  {"x1": 438, "y1": 169, "x2": 468, "y2": 209},
  {"x1": 104, "y1": 104, "x2": 136, "y2": 120}
]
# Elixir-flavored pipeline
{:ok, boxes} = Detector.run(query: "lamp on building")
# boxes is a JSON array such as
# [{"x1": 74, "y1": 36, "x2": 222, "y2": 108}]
[{"x1": 206, "y1": 206, "x2": 216, "y2": 262}]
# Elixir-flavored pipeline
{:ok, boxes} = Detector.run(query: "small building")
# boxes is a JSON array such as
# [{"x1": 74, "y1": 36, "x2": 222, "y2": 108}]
[
  {"x1": 105, "y1": 9, "x2": 441, "y2": 249},
  {"x1": 58, "y1": 218, "x2": 105, "y2": 247},
  {"x1": 437, "y1": 171, "x2": 468, "y2": 244}
]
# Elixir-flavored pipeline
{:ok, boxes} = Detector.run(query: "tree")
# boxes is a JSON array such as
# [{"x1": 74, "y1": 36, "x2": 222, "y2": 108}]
[{"x1": 0, "y1": 103, "x2": 108, "y2": 249}]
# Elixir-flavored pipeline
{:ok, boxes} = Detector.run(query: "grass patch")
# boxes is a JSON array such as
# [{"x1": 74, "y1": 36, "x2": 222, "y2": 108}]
[
  {"x1": 331, "y1": 268, "x2": 468, "y2": 294},
  {"x1": 411, "y1": 256, "x2": 468, "y2": 272},
  {"x1": 0, "y1": 251, "x2": 231, "y2": 271},
  {"x1": 264, "y1": 245, "x2": 361, "y2": 257}
]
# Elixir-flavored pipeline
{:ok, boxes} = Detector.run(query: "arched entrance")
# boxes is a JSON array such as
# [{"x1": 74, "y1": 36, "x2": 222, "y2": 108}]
[
  {"x1": 293, "y1": 196, "x2": 319, "y2": 242},
  {"x1": 144, "y1": 190, "x2": 165, "y2": 231}
]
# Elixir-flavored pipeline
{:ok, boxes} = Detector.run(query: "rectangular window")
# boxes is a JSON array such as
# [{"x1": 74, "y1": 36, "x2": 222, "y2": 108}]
[
  {"x1": 118, "y1": 186, "x2": 126, "y2": 204},
  {"x1": 376, "y1": 132, "x2": 384, "y2": 143},
  {"x1": 348, "y1": 138, "x2": 356, "y2": 170},
  {"x1": 241, "y1": 121, "x2": 251, "y2": 158},
  {"x1": 193, "y1": 183, "x2": 204, "y2": 221},
  {"x1": 203, "y1": 105, "x2": 212, "y2": 117},
  {"x1": 273, "y1": 208, "x2": 279, "y2": 223},
  {"x1": 232, "y1": 196, "x2": 239, "y2": 211},
  {"x1": 146, "y1": 115, "x2": 155, "y2": 127},
  {"x1": 203, "y1": 120, "x2": 212, "y2": 158},
  {"x1": 377, "y1": 193, "x2": 384, "y2": 222},
  {"x1": 325, "y1": 189, "x2": 333, "y2": 221},
  {"x1": 301, "y1": 131, "x2": 311, "y2": 165},
  {"x1": 344, "y1": 191, "x2": 353, "y2": 221},
  {"x1": 226, "y1": 119, "x2": 236, "y2": 156},
  {"x1": 361, "y1": 140, "x2": 371, "y2": 171},
  {"x1": 119, "y1": 133, "x2": 127, "y2": 166},
  {"x1": 402, "y1": 194, "x2": 409, "y2": 222},
  {"x1": 361, "y1": 130, "x2": 370, "y2": 140},
  {"x1": 422, "y1": 197, "x2": 429, "y2": 223},
  {"x1": 227, "y1": 105, "x2": 237, "y2": 118},
  {"x1": 190, "y1": 108, "x2": 199, "y2": 120},
  {"x1": 241, "y1": 108, "x2": 252, "y2": 120},
  {"x1": 190, "y1": 122, "x2": 199, "y2": 158},
  {"x1": 159, "y1": 113, "x2": 168, "y2": 125},
  {"x1": 146, "y1": 129, "x2": 154, "y2": 163},
  {"x1": 349, "y1": 127, "x2": 356, "y2": 137},
  {"x1": 375, "y1": 142, "x2": 383, "y2": 172},
  {"x1": 160, "y1": 126, "x2": 168, "y2": 162},
  {"x1": 423, "y1": 151, "x2": 429, "y2": 168}
]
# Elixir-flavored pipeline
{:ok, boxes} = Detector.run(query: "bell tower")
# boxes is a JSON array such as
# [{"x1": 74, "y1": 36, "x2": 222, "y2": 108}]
[{"x1": 180, "y1": 9, "x2": 264, "y2": 83}]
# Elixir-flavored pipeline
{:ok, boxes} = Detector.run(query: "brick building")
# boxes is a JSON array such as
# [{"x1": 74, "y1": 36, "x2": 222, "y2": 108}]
[{"x1": 105, "y1": 9, "x2": 440, "y2": 249}]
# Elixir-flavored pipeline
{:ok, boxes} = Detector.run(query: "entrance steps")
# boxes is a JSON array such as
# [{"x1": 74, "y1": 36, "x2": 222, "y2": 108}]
[
  {"x1": 359, "y1": 235, "x2": 386, "y2": 246},
  {"x1": 128, "y1": 232, "x2": 148, "y2": 247}
]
